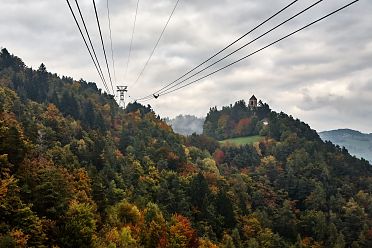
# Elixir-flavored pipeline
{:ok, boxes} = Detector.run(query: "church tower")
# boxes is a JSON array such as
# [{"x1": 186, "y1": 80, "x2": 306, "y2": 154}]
[{"x1": 249, "y1": 95, "x2": 257, "y2": 109}]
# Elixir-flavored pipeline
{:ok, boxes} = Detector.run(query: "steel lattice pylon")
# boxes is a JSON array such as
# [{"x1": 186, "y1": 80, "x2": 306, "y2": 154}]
[{"x1": 117, "y1": 86, "x2": 128, "y2": 108}]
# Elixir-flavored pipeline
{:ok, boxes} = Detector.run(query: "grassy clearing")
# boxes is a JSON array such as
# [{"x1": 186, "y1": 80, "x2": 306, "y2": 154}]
[{"x1": 219, "y1": 135, "x2": 264, "y2": 146}]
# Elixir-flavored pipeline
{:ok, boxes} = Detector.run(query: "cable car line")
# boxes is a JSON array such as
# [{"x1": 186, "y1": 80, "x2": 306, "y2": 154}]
[
  {"x1": 74, "y1": 0, "x2": 107, "y2": 86},
  {"x1": 130, "y1": 0, "x2": 181, "y2": 89},
  {"x1": 92, "y1": 0, "x2": 115, "y2": 94},
  {"x1": 124, "y1": 0, "x2": 140, "y2": 82},
  {"x1": 65, "y1": 0, "x2": 110, "y2": 93},
  {"x1": 138, "y1": 0, "x2": 325, "y2": 101},
  {"x1": 139, "y1": 0, "x2": 360, "y2": 100},
  {"x1": 106, "y1": 0, "x2": 117, "y2": 87},
  {"x1": 135, "y1": 0, "x2": 300, "y2": 101},
  {"x1": 73, "y1": 0, "x2": 109, "y2": 93}
]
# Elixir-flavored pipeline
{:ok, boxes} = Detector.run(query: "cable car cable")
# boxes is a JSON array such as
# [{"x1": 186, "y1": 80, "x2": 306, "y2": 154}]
[
  {"x1": 130, "y1": 0, "x2": 181, "y2": 89},
  {"x1": 92, "y1": 0, "x2": 115, "y2": 94},
  {"x1": 142, "y1": 0, "x2": 360, "y2": 100},
  {"x1": 135, "y1": 0, "x2": 299, "y2": 101},
  {"x1": 150, "y1": 0, "x2": 325, "y2": 97},
  {"x1": 66, "y1": 0, "x2": 110, "y2": 93},
  {"x1": 124, "y1": 0, "x2": 140, "y2": 82},
  {"x1": 106, "y1": 0, "x2": 117, "y2": 87},
  {"x1": 73, "y1": 0, "x2": 109, "y2": 93}
]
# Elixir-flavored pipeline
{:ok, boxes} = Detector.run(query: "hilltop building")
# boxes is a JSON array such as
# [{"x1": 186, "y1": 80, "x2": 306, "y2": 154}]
[{"x1": 249, "y1": 95, "x2": 258, "y2": 109}]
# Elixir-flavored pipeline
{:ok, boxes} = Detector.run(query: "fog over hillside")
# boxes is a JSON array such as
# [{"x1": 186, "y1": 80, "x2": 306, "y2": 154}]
[
  {"x1": 165, "y1": 115, "x2": 205, "y2": 136},
  {"x1": 319, "y1": 129, "x2": 372, "y2": 163}
]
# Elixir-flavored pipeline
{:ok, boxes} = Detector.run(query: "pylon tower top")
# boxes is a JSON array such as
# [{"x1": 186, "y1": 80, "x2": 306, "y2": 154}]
[{"x1": 117, "y1": 86, "x2": 128, "y2": 108}]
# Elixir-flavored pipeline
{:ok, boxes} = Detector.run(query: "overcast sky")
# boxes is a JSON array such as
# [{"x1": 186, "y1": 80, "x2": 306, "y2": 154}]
[{"x1": 1, "y1": 0, "x2": 371, "y2": 132}]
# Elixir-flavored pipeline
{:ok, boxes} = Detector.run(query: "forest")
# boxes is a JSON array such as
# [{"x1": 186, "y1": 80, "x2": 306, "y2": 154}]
[
  {"x1": 1, "y1": 48, "x2": 372, "y2": 247},
  {"x1": 203, "y1": 100, "x2": 271, "y2": 140}
]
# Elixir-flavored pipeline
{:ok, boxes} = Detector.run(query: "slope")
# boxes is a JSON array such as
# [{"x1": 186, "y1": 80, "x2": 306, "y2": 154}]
[
  {"x1": 320, "y1": 129, "x2": 372, "y2": 163},
  {"x1": 1, "y1": 48, "x2": 372, "y2": 247}
]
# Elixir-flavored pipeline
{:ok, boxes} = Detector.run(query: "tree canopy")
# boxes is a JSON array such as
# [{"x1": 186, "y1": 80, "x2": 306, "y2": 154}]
[{"x1": 1, "y1": 48, "x2": 372, "y2": 247}]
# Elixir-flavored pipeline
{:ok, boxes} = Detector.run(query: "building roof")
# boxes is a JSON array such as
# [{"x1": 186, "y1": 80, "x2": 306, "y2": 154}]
[{"x1": 250, "y1": 95, "x2": 257, "y2": 101}]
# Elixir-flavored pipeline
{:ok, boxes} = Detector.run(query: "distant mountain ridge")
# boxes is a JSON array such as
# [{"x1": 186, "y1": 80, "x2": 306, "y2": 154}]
[{"x1": 319, "y1": 129, "x2": 372, "y2": 163}]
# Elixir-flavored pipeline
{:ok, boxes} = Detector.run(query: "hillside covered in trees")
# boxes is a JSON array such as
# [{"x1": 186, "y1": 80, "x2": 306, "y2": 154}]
[
  {"x1": 320, "y1": 129, "x2": 372, "y2": 163},
  {"x1": 1, "y1": 48, "x2": 372, "y2": 247},
  {"x1": 203, "y1": 100, "x2": 271, "y2": 140}
]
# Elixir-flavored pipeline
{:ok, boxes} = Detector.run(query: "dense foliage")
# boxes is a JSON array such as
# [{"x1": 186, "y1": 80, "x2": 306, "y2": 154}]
[
  {"x1": 203, "y1": 100, "x2": 271, "y2": 140},
  {"x1": 1, "y1": 48, "x2": 372, "y2": 247}
]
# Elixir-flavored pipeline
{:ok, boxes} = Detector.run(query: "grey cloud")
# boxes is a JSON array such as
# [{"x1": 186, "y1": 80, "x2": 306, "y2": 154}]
[{"x1": 1, "y1": 0, "x2": 371, "y2": 132}]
